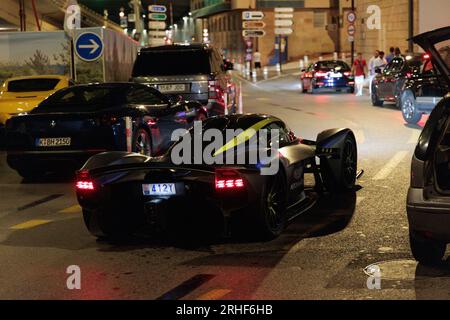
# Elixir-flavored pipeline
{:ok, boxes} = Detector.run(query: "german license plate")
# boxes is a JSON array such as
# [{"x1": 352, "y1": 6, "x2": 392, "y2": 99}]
[
  {"x1": 37, "y1": 137, "x2": 71, "y2": 147},
  {"x1": 142, "y1": 183, "x2": 176, "y2": 196},
  {"x1": 158, "y1": 84, "x2": 187, "y2": 93}
]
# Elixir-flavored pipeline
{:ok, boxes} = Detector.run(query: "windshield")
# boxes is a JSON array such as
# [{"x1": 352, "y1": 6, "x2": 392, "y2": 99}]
[
  {"x1": 132, "y1": 50, "x2": 211, "y2": 76},
  {"x1": 8, "y1": 78, "x2": 60, "y2": 92},
  {"x1": 35, "y1": 86, "x2": 129, "y2": 112},
  {"x1": 314, "y1": 61, "x2": 350, "y2": 71}
]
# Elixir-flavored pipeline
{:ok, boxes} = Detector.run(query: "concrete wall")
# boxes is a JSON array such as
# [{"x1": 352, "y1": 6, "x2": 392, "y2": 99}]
[
  {"x1": 354, "y1": 0, "x2": 420, "y2": 60},
  {"x1": 418, "y1": 0, "x2": 450, "y2": 34}
]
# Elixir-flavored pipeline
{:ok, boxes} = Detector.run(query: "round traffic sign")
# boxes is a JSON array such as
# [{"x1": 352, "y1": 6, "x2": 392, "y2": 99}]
[
  {"x1": 348, "y1": 35, "x2": 355, "y2": 42},
  {"x1": 75, "y1": 32, "x2": 104, "y2": 62},
  {"x1": 347, "y1": 24, "x2": 356, "y2": 36},
  {"x1": 347, "y1": 11, "x2": 356, "y2": 23}
]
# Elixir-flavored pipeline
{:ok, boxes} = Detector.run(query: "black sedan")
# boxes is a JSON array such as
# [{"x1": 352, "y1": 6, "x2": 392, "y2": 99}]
[
  {"x1": 407, "y1": 26, "x2": 450, "y2": 265},
  {"x1": 300, "y1": 60, "x2": 355, "y2": 94},
  {"x1": 75, "y1": 114, "x2": 360, "y2": 240},
  {"x1": 5, "y1": 83, "x2": 207, "y2": 179}
]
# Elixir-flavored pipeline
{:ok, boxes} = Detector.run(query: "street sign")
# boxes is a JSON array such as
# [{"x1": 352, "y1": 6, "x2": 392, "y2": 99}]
[
  {"x1": 149, "y1": 13, "x2": 167, "y2": 21},
  {"x1": 242, "y1": 30, "x2": 266, "y2": 37},
  {"x1": 242, "y1": 11, "x2": 264, "y2": 20},
  {"x1": 275, "y1": 13, "x2": 294, "y2": 19},
  {"x1": 348, "y1": 35, "x2": 354, "y2": 42},
  {"x1": 242, "y1": 21, "x2": 266, "y2": 29},
  {"x1": 128, "y1": 13, "x2": 135, "y2": 22},
  {"x1": 149, "y1": 5, "x2": 167, "y2": 13},
  {"x1": 347, "y1": 24, "x2": 356, "y2": 36},
  {"x1": 149, "y1": 30, "x2": 167, "y2": 37},
  {"x1": 274, "y1": 7, "x2": 294, "y2": 13},
  {"x1": 148, "y1": 21, "x2": 166, "y2": 29},
  {"x1": 75, "y1": 32, "x2": 103, "y2": 62},
  {"x1": 274, "y1": 28, "x2": 293, "y2": 35},
  {"x1": 347, "y1": 11, "x2": 357, "y2": 23},
  {"x1": 275, "y1": 19, "x2": 293, "y2": 27}
]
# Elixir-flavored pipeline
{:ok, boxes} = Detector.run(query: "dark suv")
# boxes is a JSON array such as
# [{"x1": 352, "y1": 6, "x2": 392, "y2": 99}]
[
  {"x1": 372, "y1": 54, "x2": 447, "y2": 124},
  {"x1": 131, "y1": 44, "x2": 236, "y2": 116}
]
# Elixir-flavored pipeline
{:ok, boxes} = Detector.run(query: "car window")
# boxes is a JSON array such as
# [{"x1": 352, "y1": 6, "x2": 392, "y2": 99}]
[
  {"x1": 132, "y1": 49, "x2": 211, "y2": 76},
  {"x1": 35, "y1": 86, "x2": 128, "y2": 112},
  {"x1": 7, "y1": 78, "x2": 60, "y2": 92},
  {"x1": 383, "y1": 58, "x2": 404, "y2": 75},
  {"x1": 126, "y1": 87, "x2": 167, "y2": 105}
]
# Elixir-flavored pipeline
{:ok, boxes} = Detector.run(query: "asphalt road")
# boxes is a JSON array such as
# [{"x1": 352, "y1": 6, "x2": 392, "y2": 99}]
[{"x1": 0, "y1": 72, "x2": 449, "y2": 300}]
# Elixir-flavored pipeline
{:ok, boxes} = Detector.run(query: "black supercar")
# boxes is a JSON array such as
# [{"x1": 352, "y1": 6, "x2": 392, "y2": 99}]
[{"x1": 75, "y1": 114, "x2": 361, "y2": 240}]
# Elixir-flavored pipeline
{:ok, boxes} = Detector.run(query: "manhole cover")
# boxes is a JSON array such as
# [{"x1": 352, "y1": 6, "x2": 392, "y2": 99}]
[{"x1": 364, "y1": 259, "x2": 418, "y2": 281}]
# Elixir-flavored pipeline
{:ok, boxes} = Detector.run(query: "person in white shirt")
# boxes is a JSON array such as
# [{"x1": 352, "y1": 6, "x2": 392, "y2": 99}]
[
  {"x1": 253, "y1": 51, "x2": 261, "y2": 70},
  {"x1": 369, "y1": 50, "x2": 380, "y2": 95}
]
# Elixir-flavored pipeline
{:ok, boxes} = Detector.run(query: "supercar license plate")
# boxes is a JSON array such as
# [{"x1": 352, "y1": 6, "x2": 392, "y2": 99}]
[
  {"x1": 142, "y1": 183, "x2": 176, "y2": 196},
  {"x1": 158, "y1": 84, "x2": 187, "y2": 93},
  {"x1": 37, "y1": 137, "x2": 71, "y2": 147},
  {"x1": 330, "y1": 72, "x2": 342, "y2": 78}
]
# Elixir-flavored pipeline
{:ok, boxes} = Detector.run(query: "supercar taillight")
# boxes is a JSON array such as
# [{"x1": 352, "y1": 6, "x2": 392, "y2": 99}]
[
  {"x1": 215, "y1": 169, "x2": 245, "y2": 190},
  {"x1": 76, "y1": 170, "x2": 95, "y2": 191}
]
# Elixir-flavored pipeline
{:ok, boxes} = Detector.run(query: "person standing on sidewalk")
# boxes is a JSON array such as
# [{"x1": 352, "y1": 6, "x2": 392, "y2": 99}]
[
  {"x1": 253, "y1": 51, "x2": 262, "y2": 72},
  {"x1": 352, "y1": 52, "x2": 367, "y2": 97}
]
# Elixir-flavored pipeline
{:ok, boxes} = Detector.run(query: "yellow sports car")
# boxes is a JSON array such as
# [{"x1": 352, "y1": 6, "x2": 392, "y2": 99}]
[{"x1": 0, "y1": 75, "x2": 71, "y2": 126}]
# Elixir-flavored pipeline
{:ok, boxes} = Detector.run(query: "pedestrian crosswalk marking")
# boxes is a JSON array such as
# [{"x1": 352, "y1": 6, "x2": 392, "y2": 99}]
[
  {"x1": 10, "y1": 219, "x2": 52, "y2": 230},
  {"x1": 59, "y1": 205, "x2": 81, "y2": 214},
  {"x1": 196, "y1": 289, "x2": 231, "y2": 300}
]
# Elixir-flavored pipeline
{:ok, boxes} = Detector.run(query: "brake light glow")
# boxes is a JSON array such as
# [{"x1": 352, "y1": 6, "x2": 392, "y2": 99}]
[
  {"x1": 344, "y1": 72, "x2": 352, "y2": 77},
  {"x1": 76, "y1": 181, "x2": 95, "y2": 190},
  {"x1": 76, "y1": 170, "x2": 95, "y2": 191},
  {"x1": 423, "y1": 53, "x2": 430, "y2": 60},
  {"x1": 215, "y1": 169, "x2": 245, "y2": 190}
]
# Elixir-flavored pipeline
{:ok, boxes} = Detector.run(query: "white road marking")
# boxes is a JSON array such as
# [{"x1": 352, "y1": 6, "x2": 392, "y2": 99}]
[
  {"x1": 407, "y1": 130, "x2": 421, "y2": 144},
  {"x1": 256, "y1": 97, "x2": 271, "y2": 101},
  {"x1": 372, "y1": 151, "x2": 410, "y2": 180}
]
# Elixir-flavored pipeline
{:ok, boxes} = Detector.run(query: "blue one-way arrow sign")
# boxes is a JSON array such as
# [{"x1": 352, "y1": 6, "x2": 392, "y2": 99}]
[{"x1": 75, "y1": 32, "x2": 104, "y2": 62}]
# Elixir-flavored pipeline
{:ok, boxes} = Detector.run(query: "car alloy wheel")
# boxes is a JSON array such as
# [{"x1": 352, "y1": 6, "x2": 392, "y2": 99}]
[
  {"x1": 265, "y1": 172, "x2": 286, "y2": 231},
  {"x1": 401, "y1": 91, "x2": 421, "y2": 124},
  {"x1": 342, "y1": 138, "x2": 357, "y2": 187}
]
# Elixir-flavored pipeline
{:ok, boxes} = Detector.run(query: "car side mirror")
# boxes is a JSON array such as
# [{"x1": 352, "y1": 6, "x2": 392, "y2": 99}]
[{"x1": 301, "y1": 69, "x2": 306, "y2": 72}]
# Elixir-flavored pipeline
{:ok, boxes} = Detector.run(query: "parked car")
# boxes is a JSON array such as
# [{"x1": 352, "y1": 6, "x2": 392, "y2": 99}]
[
  {"x1": 300, "y1": 60, "x2": 354, "y2": 94},
  {"x1": 0, "y1": 75, "x2": 72, "y2": 143},
  {"x1": 131, "y1": 44, "x2": 236, "y2": 116},
  {"x1": 407, "y1": 26, "x2": 450, "y2": 265},
  {"x1": 75, "y1": 114, "x2": 360, "y2": 240},
  {"x1": 5, "y1": 83, "x2": 206, "y2": 179},
  {"x1": 371, "y1": 54, "x2": 447, "y2": 124}
]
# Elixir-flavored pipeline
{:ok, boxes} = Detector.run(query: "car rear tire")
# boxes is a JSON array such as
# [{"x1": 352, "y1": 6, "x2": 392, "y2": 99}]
[
  {"x1": 133, "y1": 128, "x2": 152, "y2": 156},
  {"x1": 371, "y1": 84, "x2": 384, "y2": 106},
  {"x1": 300, "y1": 80, "x2": 307, "y2": 93},
  {"x1": 321, "y1": 133, "x2": 357, "y2": 192},
  {"x1": 410, "y1": 231, "x2": 446, "y2": 265},
  {"x1": 254, "y1": 169, "x2": 287, "y2": 240},
  {"x1": 401, "y1": 91, "x2": 422, "y2": 124}
]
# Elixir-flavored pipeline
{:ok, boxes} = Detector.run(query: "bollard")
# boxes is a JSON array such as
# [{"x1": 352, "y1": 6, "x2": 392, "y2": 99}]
[
  {"x1": 299, "y1": 60, "x2": 304, "y2": 69},
  {"x1": 263, "y1": 66, "x2": 268, "y2": 75},
  {"x1": 333, "y1": 52, "x2": 338, "y2": 60},
  {"x1": 224, "y1": 92, "x2": 228, "y2": 115},
  {"x1": 304, "y1": 55, "x2": 309, "y2": 65},
  {"x1": 238, "y1": 82, "x2": 243, "y2": 114},
  {"x1": 319, "y1": 56, "x2": 323, "y2": 61}
]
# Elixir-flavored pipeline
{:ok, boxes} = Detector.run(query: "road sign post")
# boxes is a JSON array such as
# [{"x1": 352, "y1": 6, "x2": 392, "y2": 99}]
[
  {"x1": 274, "y1": 8, "x2": 294, "y2": 73},
  {"x1": 74, "y1": 32, "x2": 104, "y2": 62}
]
